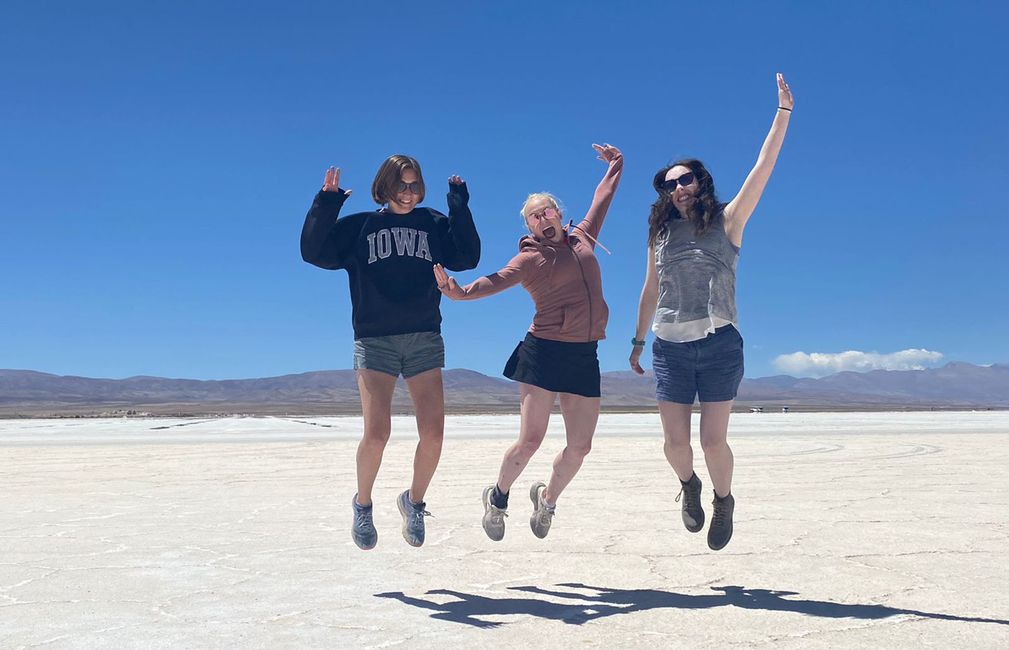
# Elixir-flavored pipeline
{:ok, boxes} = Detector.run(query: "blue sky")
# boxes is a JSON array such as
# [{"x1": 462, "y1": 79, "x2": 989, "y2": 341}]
[{"x1": 2, "y1": 1, "x2": 1007, "y2": 380}]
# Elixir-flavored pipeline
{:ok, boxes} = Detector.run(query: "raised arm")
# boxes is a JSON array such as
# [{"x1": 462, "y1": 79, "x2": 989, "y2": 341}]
[
  {"x1": 723, "y1": 73, "x2": 794, "y2": 247},
  {"x1": 438, "y1": 176, "x2": 482, "y2": 271},
  {"x1": 433, "y1": 252, "x2": 531, "y2": 301},
  {"x1": 629, "y1": 245, "x2": 659, "y2": 374},
  {"x1": 300, "y1": 166, "x2": 358, "y2": 270},
  {"x1": 575, "y1": 144, "x2": 624, "y2": 242}
]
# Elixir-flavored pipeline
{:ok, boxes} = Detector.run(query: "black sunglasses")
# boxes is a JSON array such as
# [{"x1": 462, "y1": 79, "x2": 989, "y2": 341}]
[
  {"x1": 394, "y1": 181, "x2": 422, "y2": 194},
  {"x1": 658, "y1": 172, "x2": 696, "y2": 192}
]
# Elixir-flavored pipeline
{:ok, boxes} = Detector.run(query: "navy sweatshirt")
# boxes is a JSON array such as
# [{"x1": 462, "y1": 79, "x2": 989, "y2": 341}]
[{"x1": 300, "y1": 183, "x2": 481, "y2": 339}]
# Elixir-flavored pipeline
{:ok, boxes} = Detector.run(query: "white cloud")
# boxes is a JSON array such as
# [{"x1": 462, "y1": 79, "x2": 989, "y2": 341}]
[{"x1": 773, "y1": 349, "x2": 944, "y2": 378}]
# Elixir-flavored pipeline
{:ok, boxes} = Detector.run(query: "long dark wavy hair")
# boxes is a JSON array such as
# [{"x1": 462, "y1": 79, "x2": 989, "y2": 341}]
[{"x1": 648, "y1": 159, "x2": 722, "y2": 246}]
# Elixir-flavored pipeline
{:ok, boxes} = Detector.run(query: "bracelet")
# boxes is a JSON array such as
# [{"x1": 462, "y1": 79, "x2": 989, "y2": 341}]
[
  {"x1": 631, "y1": 337, "x2": 646, "y2": 347},
  {"x1": 778, "y1": 106, "x2": 792, "y2": 112}
]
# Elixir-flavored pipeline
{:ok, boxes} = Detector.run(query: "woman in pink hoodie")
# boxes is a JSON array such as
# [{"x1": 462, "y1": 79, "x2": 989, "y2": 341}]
[{"x1": 433, "y1": 144, "x2": 622, "y2": 542}]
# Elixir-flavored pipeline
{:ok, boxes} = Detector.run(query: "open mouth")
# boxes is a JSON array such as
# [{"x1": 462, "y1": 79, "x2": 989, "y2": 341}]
[{"x1": 542, "y1": 226, "x2": 556, "y2": 239}]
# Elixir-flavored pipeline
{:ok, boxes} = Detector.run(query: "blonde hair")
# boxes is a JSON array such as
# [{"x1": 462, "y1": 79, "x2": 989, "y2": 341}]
[{"x1": 519, "y1": 192, "x2": 564, "y2": 226}]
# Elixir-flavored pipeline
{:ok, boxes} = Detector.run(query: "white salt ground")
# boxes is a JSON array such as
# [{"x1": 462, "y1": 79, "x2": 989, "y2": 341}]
[{"x1": 1, "y1": 411, "x2": 1007, "y2": 648}]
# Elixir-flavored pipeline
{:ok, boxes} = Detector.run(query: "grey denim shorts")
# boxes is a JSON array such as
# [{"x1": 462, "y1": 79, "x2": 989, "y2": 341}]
[{"x1": 353, "y1": 331, "x2": 445, "y2": 378}]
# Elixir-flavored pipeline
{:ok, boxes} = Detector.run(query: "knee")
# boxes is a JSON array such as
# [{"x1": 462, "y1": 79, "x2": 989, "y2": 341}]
[
  {"x1": 516, "y1": 435, "x2": 546, "y2": 459},
  {"x1": 567, "y1": 440, "x2": 592, "y2": 458},
  {"x1": 418, "y1": 427, "x2": 444, "y2": 446},
  {"x1": 362, "y1": 425, "x2": 391, "y2": 446},
  {"x1": 700, "y1": 436, "x2": 729, "y2": 455},
  {"x1": 664, "y1": 437, "x2": 691, "y2": 453}
]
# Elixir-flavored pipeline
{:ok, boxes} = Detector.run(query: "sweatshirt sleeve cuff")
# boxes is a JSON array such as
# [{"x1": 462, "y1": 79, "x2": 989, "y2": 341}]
[{"x1": 316, "y1": 188, "x2": 350, "y2": 204}]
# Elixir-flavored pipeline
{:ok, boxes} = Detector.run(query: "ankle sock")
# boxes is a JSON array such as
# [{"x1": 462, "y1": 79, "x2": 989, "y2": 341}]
[{"x1": 491, "y1": 485, "x2": 509, "y2": 509}]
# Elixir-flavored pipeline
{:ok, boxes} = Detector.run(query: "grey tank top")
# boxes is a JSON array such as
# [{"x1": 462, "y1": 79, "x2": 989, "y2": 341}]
[{"x1": 653, "y1": 211, "x2": 740, "y2": 342}]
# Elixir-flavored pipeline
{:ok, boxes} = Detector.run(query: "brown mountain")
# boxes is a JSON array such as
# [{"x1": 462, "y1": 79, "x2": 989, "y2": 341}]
[{"x1": 1, "y1": 362, "x2": 1006, "y2": 417}]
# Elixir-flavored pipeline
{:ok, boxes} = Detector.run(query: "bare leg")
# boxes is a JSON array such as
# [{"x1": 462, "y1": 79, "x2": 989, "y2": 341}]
[
  {"x1": 658, "y1": 401, "x2": 694, "y2": 482},
  {"x1": 355, "y1": 369, "x2": 397, "y2": 506},
  {"x1": 699, "y1": 400, "x2": 734, "y2": 498},
  {"x1": 496, "y1": 383, "x2": 556, "y2": 493},
  {"x1": 404, "y1": 368, "x2": 445, "y2": 503},
  {"x1": 543, "y1": 392, "x2": 600, "y2": 504}
]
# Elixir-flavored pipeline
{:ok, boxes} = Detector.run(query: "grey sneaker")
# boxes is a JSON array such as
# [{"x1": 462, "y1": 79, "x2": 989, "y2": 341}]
[
  {"x1": 675, "y1": 472, "x2": 705, "y2": 533},
  {"x1": 707, "y1": 492, "x2": 735, "y2": 551},
  {"x1": 529, "y1": 481, "x2": 555, "y2": 539},
  {"x1": 397, "y1": 489, "x2": 431, "y2": 547},
  {"x1": 481, "y1": 485, "x2": 508, "y2": 541},
  {"x1": 351, "y1": 494, "x2": 377, "y2": 550}
]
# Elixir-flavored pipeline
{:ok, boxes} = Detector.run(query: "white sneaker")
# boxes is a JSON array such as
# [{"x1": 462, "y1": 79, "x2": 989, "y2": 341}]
[
  {"x1": 481, "y1": 485, "x2": 507, "y2": 541},
  {"x1": 529, "y1": 481, "x2": 555, "y2": 539}
]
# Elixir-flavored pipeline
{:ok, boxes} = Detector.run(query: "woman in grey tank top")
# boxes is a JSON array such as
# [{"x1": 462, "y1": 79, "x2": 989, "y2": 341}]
[{"x1": 630, "y1": 73, "x2": 795, "y2": 551}]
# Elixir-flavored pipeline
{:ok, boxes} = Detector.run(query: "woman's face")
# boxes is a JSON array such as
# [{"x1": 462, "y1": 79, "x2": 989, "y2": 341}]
[
  {"x1": 387, "y1": 168, "x2": 420, "y2": 214},
  {"x1": 663, "y1": 165, "x2": 698, "y2": 215},
  {"x1": 523, "y1": 196, "x2": 564, "y2": 243}
]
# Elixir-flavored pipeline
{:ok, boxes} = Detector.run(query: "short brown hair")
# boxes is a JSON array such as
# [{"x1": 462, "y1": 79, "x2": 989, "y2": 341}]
[{"x1": 371, "y1": 154, "x2": 426, "y2": 205}]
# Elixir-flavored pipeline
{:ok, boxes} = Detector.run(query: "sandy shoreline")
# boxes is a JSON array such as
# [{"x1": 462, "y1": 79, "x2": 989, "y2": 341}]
[{"x1": 2, "y1": 412, "x2": 1008, "y2": 647}]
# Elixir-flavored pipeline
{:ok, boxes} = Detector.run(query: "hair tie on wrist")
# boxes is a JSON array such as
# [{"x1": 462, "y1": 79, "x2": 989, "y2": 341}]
[{"x1": 778, "y1": 106, "x2": 792, "y2": 112}]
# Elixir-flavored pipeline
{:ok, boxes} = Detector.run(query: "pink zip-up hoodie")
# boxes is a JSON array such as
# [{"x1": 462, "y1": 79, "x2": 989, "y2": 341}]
[{"x1": 450, "y1": 154, "x2": 623, "y2": 343}]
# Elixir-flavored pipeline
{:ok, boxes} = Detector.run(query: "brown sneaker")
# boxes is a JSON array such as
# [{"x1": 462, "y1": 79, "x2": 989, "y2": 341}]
[
  {"x1": 707, "y1": 492, "x2": 735, "y2": 551},
  {"x1": 675, "y1": 472, "x2": 705, "y2": 533}
]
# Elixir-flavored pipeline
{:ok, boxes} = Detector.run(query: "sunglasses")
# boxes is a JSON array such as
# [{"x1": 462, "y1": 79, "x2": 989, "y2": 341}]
[
  {"x1": 527, "y1": 207, "x2": 558, "y2": 222},
  {"x1": 658, "y1": 172, "x2": 696, "y2": 192},
  {"x1": 394, "y1": 181, "x2": 422, "y2": 194}
]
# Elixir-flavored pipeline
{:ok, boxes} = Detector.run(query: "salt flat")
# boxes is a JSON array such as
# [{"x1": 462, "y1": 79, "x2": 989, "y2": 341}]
[{"x1": 2, "y1": 412, "x2": 1007, "y2": 648}]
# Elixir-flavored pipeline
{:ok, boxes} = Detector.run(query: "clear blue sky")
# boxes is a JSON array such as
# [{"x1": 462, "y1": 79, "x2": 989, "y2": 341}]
[{"x1": 2, "y1": 1, "x2": 1007, "y2": 380}]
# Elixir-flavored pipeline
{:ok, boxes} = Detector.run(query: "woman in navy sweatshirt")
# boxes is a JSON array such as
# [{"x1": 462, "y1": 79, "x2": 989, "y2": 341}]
[{"x1": 301, "y1": 155, "x2": 480, "y2": 550}]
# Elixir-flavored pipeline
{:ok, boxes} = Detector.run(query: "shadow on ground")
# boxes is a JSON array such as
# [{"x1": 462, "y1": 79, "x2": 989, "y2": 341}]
[{"x1": 375, "y1": 583, "x2": 1009, "y2": 629}]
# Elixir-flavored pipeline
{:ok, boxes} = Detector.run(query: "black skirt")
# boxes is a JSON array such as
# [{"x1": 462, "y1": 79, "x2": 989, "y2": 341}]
[{"x1": 503, "y1": 333, "x2": 601, "y2": 398}]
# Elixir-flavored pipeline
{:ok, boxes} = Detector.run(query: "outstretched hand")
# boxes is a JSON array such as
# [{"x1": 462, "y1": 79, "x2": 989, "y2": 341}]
[
  {"x1": 433, "y1": 264, "x2": 465, "y2": 300},
  {"x1": 777, "y1": 73, "x2": 794, "y2": 110},
  {"x1": 592, "y1": 143, "x2": 622, "y2": 164},
  {"x1": 629, "y1": 345, "x2": 645, "y2": 375},
  {"x1": 322, "y1": 166, "x2": 351, "y2": 195},
  {"x1": 448, "y1": 175, "x2": 465, "y2": 186}
]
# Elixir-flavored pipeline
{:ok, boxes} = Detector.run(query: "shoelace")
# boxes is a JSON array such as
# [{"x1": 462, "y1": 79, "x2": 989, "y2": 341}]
[
  {"x1": 675, "y1": 487, "x2": 702, "y2": 514},
  {"x1": 409, "y1": 505, "x2": 433, "y2": 523},
  {"x1": 711, "y1": 502, "x2": 728, "y2": 526},
  {"x1": 355, "y1": 510, "x2": 374, "y2": 529},
  {"x1": 675, "y1": 486, "x2": 697, "y2": 503}
]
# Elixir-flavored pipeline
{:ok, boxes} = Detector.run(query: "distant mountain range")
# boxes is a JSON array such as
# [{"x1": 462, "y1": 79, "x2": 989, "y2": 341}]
[{"x1": 1, "y1": 362, "x2": 1007, "y2": 416}]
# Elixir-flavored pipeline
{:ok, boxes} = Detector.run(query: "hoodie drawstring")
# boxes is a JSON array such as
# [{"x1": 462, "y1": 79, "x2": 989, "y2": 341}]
[{"x1": 567, "y1": 220, "x2": 612, "y2": 255}]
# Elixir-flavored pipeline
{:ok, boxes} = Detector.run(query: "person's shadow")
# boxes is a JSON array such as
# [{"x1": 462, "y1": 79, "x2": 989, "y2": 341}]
[
  {"x1": 376, "y1": 583, "x2": 1009, "y2": 629},
  {"x1": 374, "y1": 588, "x2": 625, "y2": 628}
]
